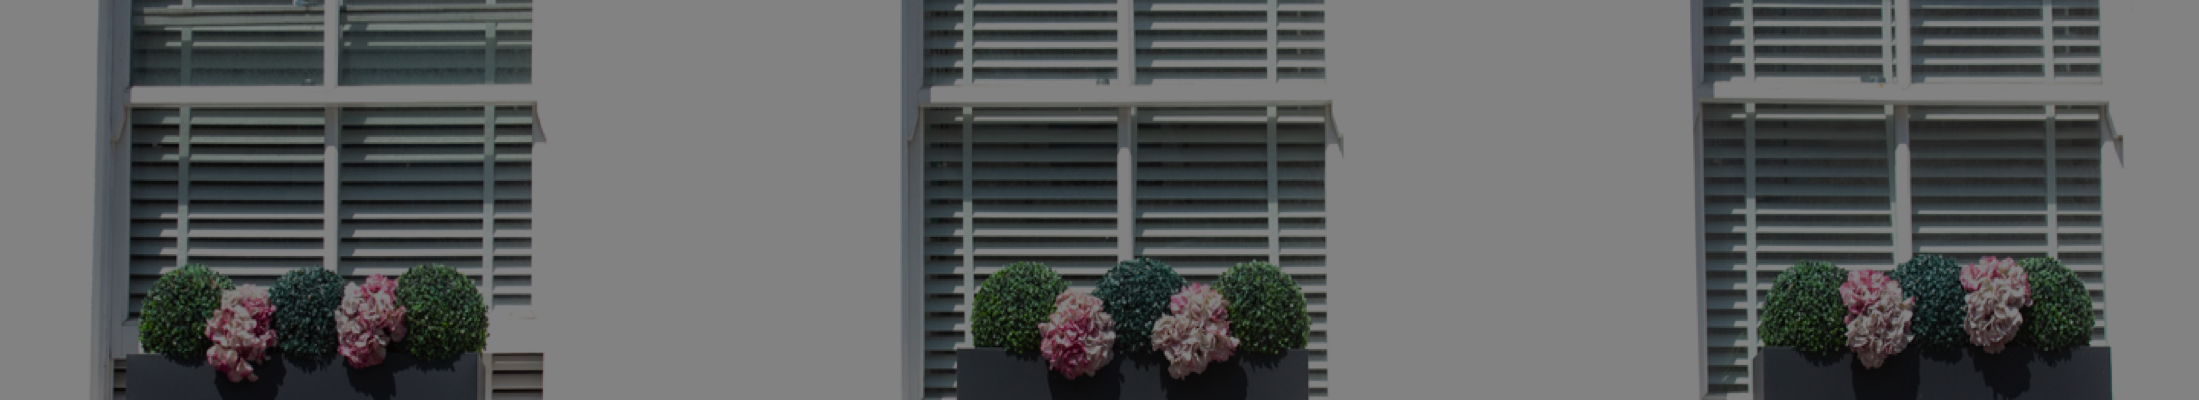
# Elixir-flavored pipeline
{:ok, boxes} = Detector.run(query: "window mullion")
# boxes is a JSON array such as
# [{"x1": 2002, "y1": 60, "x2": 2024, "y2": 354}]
[
  {"x1": 1119, "y1": 107, "x2": 1136, "y2": 261},
  {"x1": 1741, "y1": 103, "x2": 1757, "y2": 364},
  {"x1": 1893, "y1": 0, "x2": 1912, "y2": 85},
  {"x1": 483, "y1": 106, "x2": 499, "y2": 312},
  {"x1": 1268, "y1": 0, "x2": 1280, "y2": 82},
  {"x1": 323, "y1": 106, "x2": 341, "y2": 272},
  {"x1": 486, "y1": 23, "x2": 501, "y2": 84},
  {"x1": 324, "y1": 0, "x2": 341, "y2": 87},
  {"x1": 960, "y1": 107, "x2": 975, "y2": 348},
  {"x1": 1892, "y1": 105, "x2": 1914, "y2": 261},
  {"x1": 2044, "y1": 105, "x2": 2058, "y2": 258},
  {"x1": 1117, "y1": 0, "x2": 1135, "y2": 86},
  {"x1": 1742, "y1": 0, "x2": 1755, "y2": 81},
  {"x1": 178, "y1": 107, "x2": 193, "y2": 267},
  {"x1": 1268, "y1": 106, "x2": 1280, "y2": 264}
]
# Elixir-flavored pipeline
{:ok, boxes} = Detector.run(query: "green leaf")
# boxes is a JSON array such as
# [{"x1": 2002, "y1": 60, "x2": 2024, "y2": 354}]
[{"x1": 1761, "y1": 261, "x2": 1847, "y2": 354}]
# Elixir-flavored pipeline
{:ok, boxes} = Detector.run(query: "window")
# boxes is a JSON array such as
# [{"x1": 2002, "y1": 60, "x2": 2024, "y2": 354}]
[
  {"x1": 1699, "y1": 0, "x2": 2100, "y2": 83},
  {"x1": 125, "y1": 105, "x2": 535, "y2": 328},
  {"x1": 916, "y1": 105, "x2": 1332, "y2": 399},
  {"x1": 129, "y1": 0, "x2": 533, "y2": 86},
  {"x1": 921, "y1": 0, "x2": 1325, "y2": 86},
  {"x1": 1697, "y1": 103, "x2": 2108, "y2": 397}
]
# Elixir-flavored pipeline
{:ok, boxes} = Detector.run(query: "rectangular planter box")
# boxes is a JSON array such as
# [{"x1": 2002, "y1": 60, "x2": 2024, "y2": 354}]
[
  {"x1": 957, "y1": 348, "x2": 1309, "y2": 400},
  {"x1": 127, "y1": 351, "x2": 479, "y2": 400},
  {"x1": 1753, "y1": 346, "x2": 2111, "y2": 400}
]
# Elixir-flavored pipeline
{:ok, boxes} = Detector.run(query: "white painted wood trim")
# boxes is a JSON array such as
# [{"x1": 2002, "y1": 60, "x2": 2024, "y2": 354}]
[
  {"x1": 130, "y1": 85, "x2": 544, "y2": 106},
  {"x1": 1892, "y1": 105, "x2": 1914, "y2": 261}
]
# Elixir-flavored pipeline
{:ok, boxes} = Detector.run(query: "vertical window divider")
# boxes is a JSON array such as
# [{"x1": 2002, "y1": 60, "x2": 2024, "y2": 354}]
[
  {"x1": 1118, "y1": 107, "x2": 1136, "y2": 261},
  {"x1": 1891, "y1": 105, "x2": 1914, "y2": 262},
  {"x1": 178, "y1": 107, "x2": 193, "y2": 268},
  {"x1": 180, "y1": 29, "x2": 194, "y2": 86},
  {"x1": 486, "y1": 23, "x2": 500, "y2": 84},
  {"x1": 1267, "y1": 105, "x2": 1280, "y2": 264},
  {"x1": 1118, "y1": 0, "x2": 1136, "y2": 86},
  {"x1": 324, "y1": 106, "x2": 341, "y2": 272},
  {"x1": 1894, "y1": 0, "x2": 1912, "y2": 85},
  {"x1": 1741, "y1": 103, "x2": 1757, "y2": 365},
  {"x1": 1884, "y1": 0, "x2": 1896, "y2": 82},
  {"x1": 324, "y1": 0, "x2": 341, "y2": 87},
  {"x1": 1741, "y1": 0, "x2": 1754, "y2": 81},
  {"x1": 2044, "y1": 105, "x2": 2058, "y2": 258},
  {"x1": 1268, "y1": 0, "x2": 1280, "y2": 83},
  {"x1": 483, "y1": 106, "x2": 499, "y2": 311},
  {"x1": 961, "y1": 0, "x2": 974, "y2": 84},
  {"x1": 2042, "y1": 0, "x2": 2056, "y2": 83},
  {"x1": 959, "y1": 106, "x2": 975, "y2": 348}
]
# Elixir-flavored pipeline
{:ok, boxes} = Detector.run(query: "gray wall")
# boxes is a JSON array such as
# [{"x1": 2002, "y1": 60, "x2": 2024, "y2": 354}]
[{"x1": 3, "y1": 1, "x2": 2197, "y2": 399}]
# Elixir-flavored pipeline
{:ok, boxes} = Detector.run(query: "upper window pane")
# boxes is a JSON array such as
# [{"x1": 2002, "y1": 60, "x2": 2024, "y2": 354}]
[
  {"x1": 131, "y1": 2, "x2": 327, "y2": 86},
  {"x1": 339, "y1": 2, "x2": 533, "y2": 85}
]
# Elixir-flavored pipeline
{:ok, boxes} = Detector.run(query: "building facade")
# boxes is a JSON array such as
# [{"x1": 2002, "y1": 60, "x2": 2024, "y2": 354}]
[{"x1": 2, "y1": 1, "x2": 2196, "y2": 400}]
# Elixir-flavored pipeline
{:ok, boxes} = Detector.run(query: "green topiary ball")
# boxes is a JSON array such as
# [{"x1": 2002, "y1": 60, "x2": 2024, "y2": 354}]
[
  {"x1": 1217, "y1": 260, "x2": 1310, "y2": 355},
  {"x1": 2018, "y1": 258, "x2": 2095, "y2": 351},
  {"x1": 394, "y1": 264, "x2": 488, "y2": 361},
  {"x1": 270, "y1": 267, "x2": 346, "y2": 356},
  {"x1": 1092, "y1": 258, "x2": 1185, "y2": 353},
  {"x1": 139, "y1": 264, "x2": 235, "y2": 358},
  {"x1": 1761, "y1": 261, "x2": 1848, "y2": 354},
  {"x1": 1891, "y1": 254, "x2": 1968, "y2": 350},
  {"x1": 971, "y1": 262, "x2": 1068, "y2": 353}
]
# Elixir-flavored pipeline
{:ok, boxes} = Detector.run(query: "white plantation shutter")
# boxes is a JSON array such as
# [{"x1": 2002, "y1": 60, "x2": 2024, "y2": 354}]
[
  {"x1": 338, "y1": 3, "x2": 534, "y2": 85},
  {"x1": 131, "y1": 1, "x2": 327, "y2": 86},
  {"x1": 337, "y1": 106, "x2": 534, "y2": 317},
  {"x1": 1699, "y1": 0, "x2": 2101, "y2": 83},
  {"x1": 1699, "y1": 102, "x2": 2109, "y2": 397},
  {"x1": 1907, "y1": 105, "x2": 2105, "y2": 344},
  {"x1": 1702, "y1": 103, "x2": 1900, "y2": 396},
  {"x1": 917, "y1": 105, "x2": 1330, "y2": 399},
  {"x1": 921, "y1": 0, "x2": 1324, "y2": 86},
  {"x1": 128, "y1": 107, "x2": 330, "y2": 318},
  {"x1": 1910, "y1": 0, "x2": 2099, "y2": 83},
  {"x1": 1702, "y1": 0, "x2": 1894, "y2": 83},
  {"x1": 124, "y1": 105, "x2": 533, "y2": 342}
]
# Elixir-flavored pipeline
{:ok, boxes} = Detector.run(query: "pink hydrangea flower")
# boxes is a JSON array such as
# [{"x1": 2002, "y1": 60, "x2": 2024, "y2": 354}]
[
  {"x1": 1150, "y1": 283, "x2": 1238, "y2": 379},
  {"x1": 205, "y1": 285, "x2": 277, "y2": 382},
  {"x1": 336, "y1": 275, "x2": 407, "y2": 369},
  {"x1": 1959, "y1": 256, "x2": 2031, "y2": 354},
  {"x1": 1839, "y1": 270, "x2": 1914, "y2": 369},
  {"x1": 1038, "y1": 290, "x2": 1116, "y2": 379}
]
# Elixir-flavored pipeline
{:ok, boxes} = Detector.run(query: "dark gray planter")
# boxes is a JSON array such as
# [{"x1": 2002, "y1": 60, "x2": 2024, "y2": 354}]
[
  {"x1": 1752, "y1": 346, "x2": 2111, "y2": 400},
  {"x1": 126, "y1": 351, "x2": 479, "y2": 400},
  {"x1": 957, "y1": 348, "x2": 1309, "y2": 400}
]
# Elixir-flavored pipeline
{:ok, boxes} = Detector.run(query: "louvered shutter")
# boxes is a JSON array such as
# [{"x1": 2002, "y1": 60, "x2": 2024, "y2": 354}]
[
  {"x1": 921, "y1": 0, "x2": 1324, "y2": 86},
  {"x1": 131, "y1": 1, "x2": 326, "y2": 86},
  {"x1": 1911, "y1": 0, "x2": 2099, "y2": 83},
  {"x1": 339, "y1": 2, "x2": 533, "y2": 85},
  {"x1": 1702, "y1": 0, "x2": 1894, "y2": 83},
  {"x1": 1907, "y1": 105, "x2": 2104, "y2": 344},
  {"x1": 129, "y1": 107, "x2": 330, "y2": 318},
  {"x1": 1701, "y1": 103, "x2": 1897, "y2": 396},
  {"x1": 918, "y1": 105, "x2": 1329, "y2": 399},
  {"x1": 338, "y1": 106, "x2": 533, "y2": 317}
]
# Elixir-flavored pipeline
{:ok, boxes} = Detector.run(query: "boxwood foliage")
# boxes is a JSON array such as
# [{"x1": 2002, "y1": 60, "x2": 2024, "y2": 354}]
[
  {"x1": 270, "y1": 267, "x2": 346, "y2": 356},
  {"x1": 1761, "y1": 261, "x2": 1849, "y2": 354},
  {"x1": 2018, "y1": 258, "x2": 2096, "y2": 351},
  {"x1": 1890, "y1": 254, "x2": 1968, "y2": 350},
  {"x1": 971, "y1": 261, "x2": 1069, "y2": 353},
  {"x1": 394, "y1": 264, "x2": 488, "y2": 361},
  {"x1": 139, "y1": 264, "x2": 235, "y2": 358},
  {"x1": 1092, "y1": 258, "x2": 1185, "y2": 353},
  {"x1": 1217, "y1": 261, "x2": 1310, "y2": 354}
]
